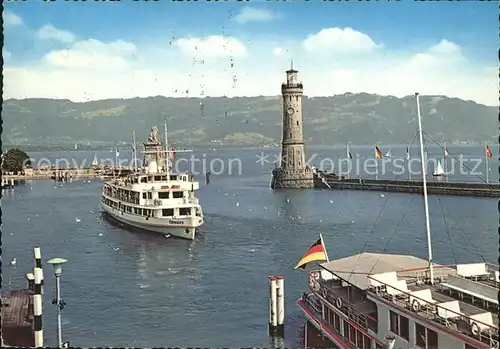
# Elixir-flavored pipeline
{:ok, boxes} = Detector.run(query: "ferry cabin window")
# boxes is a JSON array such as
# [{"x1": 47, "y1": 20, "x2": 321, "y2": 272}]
[
  {"x1": 141, "y1": 177, "x2": 147, "y2": 183},
  {"x1": 349, "y1": 324, "x2": 356, "y2": 345},
  {"x1": 170, "y1": 175, "x2": 177, "y2": 180},
  {"x1": 343, "y1": 320, "x2": 350, "y2": 341},
  {"x1": 142, "y1": 193, "x2": 147, "y2": 199},
  {"x1": 147, "y1": 192, "x2": 152, "y2": 199},
  {"x1": 333, "y1": 312, "x2": 340, "y2": 332},
  {"x1": 179, "y1": 208, "x2": 191, "y2": 216},
  {"x1": 389, "y1": 311, "x2": 399, "y2": 334},
  {"x1": 415, "y1": 323, "x2": 438, "y2": 349},
  {"x1": 154, "y1": 175, "x2": 161, "y2": 181},
  {"x1": 399, "y1": 315, "x2": 409, "y2": 341},
  {"x1": 172, "y1": 191, "x2": 183, "y2": 199},
  {"x1": 158, "y1": 191, "x2": 170, "y2": 199},
  {"x1": 162, "y1": 209, "x2": 174, "y2": 217}
]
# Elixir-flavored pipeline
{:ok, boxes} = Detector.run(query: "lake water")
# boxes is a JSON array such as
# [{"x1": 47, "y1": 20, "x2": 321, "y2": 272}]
[{"x1": 2, "y1": 145, "x2": 497, "y2": 347}]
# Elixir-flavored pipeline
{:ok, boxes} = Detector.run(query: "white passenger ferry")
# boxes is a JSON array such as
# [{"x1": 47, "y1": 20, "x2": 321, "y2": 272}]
[
  {"x1": 297, "y1": 93, "x2": 499, "y2": 349},
  {"x1": 100, "y1": 125, "x2": 204, "y2": 240}
]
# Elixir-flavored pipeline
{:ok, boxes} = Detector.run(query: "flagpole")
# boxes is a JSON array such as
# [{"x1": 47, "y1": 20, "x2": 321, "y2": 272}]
[
  {"x1": 319, "y1": 233, "x2": 329, "y2": 262},
  {"x1": 346, "y1": 144, "x2": 350, "y2": 179},
  {"x1": 406, "y1": 146, "x2": 411, "y2": 181},
  {"x1": 132, "y1": 131, "x2": 137, "y2": 173},
  {"x1": 485, "y1": 144, "x2": 489, "y2": 184}
]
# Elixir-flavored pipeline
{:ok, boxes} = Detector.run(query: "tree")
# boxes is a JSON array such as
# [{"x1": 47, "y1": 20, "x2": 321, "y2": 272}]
[{"x1": 2, "y1": 148, "x2": 31, "y2": 174}]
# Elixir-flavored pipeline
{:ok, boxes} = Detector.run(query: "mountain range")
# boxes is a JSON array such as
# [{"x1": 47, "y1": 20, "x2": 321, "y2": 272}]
[{"x1": 1, "y1": 93, "x2": 496, "y2": 148}]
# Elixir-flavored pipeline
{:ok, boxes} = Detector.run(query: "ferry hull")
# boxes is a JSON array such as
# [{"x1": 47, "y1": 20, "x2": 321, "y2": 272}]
[{"x1": 101, "y1": 203, "x2": 202, "y2": 240}]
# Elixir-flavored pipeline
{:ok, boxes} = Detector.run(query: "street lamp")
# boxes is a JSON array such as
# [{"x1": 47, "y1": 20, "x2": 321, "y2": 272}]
[{"x1": 47, "y1": 258, "x2": 68, "y2": 348}]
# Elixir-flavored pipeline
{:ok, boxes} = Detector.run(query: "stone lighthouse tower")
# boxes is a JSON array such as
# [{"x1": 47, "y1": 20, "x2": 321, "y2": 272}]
[{"x1": 271, "y1": 64, "x2": 314, "y2": 189}]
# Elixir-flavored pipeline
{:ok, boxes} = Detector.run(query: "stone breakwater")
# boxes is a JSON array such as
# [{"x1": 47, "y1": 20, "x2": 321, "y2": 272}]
[{"x1": 314, "y1": 175, "x2": 500, "y2": 198}]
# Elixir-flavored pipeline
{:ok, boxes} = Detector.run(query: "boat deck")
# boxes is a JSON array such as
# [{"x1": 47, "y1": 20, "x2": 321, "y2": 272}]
[{"x1": 319, "y1": 252, "x2": 499, "y2": 347}]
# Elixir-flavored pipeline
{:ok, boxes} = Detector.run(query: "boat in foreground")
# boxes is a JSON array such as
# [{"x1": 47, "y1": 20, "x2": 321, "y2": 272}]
[
  {"x1": 297, "y1": 93, "x2": 499, "y2": 349},
  {"x1": 100, "y1": 124, "x2": 204, "y2": 240}
]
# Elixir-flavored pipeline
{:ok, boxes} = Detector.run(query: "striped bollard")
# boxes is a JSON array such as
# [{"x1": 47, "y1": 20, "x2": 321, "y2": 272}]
[
  {"x1": 34, "y1": 247, "x2": 44, "y2": 294},
  {"x1": 33, "y1": 267, "x2": 44, "y2": 348}
]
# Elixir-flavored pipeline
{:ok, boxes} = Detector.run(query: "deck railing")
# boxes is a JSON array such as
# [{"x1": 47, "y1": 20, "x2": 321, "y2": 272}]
[
  {"x1": 309, "y1": 272, "x2": 378, "y2": 333},
  {"x1": 367, "y1": 274, "x2": 499, "y2": 348}
]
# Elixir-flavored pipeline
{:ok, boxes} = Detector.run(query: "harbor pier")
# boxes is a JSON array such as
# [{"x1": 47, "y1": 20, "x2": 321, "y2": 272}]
[
  {"x1": 1, "y1": 247, "x2": 47, "y2": 347},
  {"x1": 313, "y1": 172, "x2": 500, "y2": 197}
]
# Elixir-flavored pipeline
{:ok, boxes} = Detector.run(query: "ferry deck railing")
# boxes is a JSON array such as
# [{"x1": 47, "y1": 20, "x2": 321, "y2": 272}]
[
  {"x1": 309, "y1": 272, "x2": 378, "y2": 333},
  {"x1": 367, "y1": 271, "x2": 499, "y2": 348},
  {"x1": 303, "y1": 285, "x2": 386, "y2": 348}
]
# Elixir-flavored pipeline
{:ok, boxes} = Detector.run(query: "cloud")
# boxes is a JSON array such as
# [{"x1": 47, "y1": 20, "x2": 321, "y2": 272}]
[
  {"x1": 42, "y1": 39, "x2": 136, "y2": 70},
  {"x1": 3, "y1": 28, "x2": 496, "y2": 107},
  {"x1": 4, "y1": 10, "x2": 23, "y2": 27},
  {"x1": 303, "y1": 27, "x2": 379, "y2": 53},
  {"x1": 37, "y1": 24, "x2": 77, "y2": 44},
  {"x1": 273, "y1": 47, "x2": 284, "y2": 57},
  {"x1": 233, "y1": 7, "x2": 276, "y2": 24},
  {"x1": 173, "y1": 35, "x2": 247, "y2": 58}
]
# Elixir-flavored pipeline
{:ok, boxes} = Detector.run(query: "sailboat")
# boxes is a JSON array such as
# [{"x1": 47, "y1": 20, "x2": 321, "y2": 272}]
[
  {"x1": 91, "y1": 153, "x2": 99, "y2": 167},
  {"x1": 433, "y1": 160, "x2": 446, "y2": 177},
  {"x1": 297, "y1": 93, "x2": 499, "y2": 349}
]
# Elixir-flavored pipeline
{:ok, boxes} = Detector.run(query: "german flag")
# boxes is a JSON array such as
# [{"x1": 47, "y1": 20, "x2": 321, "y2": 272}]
[
  {"x1": 295, "y1": 237, "x2": 328, "y2": 269},
  {"x1": 485, "y1": 144, "x2": 493, "y2": 158},
  {"x1": 375, "y1": 146, "x2": 383, "y2": 159}
]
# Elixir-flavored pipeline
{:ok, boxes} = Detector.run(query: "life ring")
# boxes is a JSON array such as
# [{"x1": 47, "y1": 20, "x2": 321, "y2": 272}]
[
  {"x1": 411, "y1": 299, "x2": 421, "y2": 312},
  {"x1": 335, "y1": 297, "x2": 342, "y2": 309},
  {"x1": 470, "y1": 322, "x2": 480, "y2": 337}
]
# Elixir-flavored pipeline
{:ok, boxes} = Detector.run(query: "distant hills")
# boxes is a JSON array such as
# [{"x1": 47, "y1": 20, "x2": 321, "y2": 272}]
[{"x1": 1, "y1": 93, "x2": 496, "y2": 148}]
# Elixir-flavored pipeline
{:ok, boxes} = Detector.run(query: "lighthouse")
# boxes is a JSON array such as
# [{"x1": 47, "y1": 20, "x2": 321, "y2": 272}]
[{"x1": 271, "y1": 63, "x2": 314, "y2": 189}]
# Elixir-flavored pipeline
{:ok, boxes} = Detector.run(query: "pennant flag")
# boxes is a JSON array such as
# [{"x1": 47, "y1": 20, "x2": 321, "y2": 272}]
[
  {"x1": 405, "y1": 146, "x2": 410, "y2": 160},
  {"x1": 444, "y1": 147, "x2": 449, "y2": 157},
  {"x1": 486, "y1": 144, "x2": 493, "y2": 158},
  {"x1": 375, "y1": 146, "x2": 383, "y2": 159},
  {"x1": 348, "y1": 152, "x2": 353, "y2": 159},
  {"x1": 295, "y1": 237, "x2": 328, "y2": 270}
]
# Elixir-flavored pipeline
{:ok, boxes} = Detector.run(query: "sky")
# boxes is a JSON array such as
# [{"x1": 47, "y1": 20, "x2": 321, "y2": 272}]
[{"x1": 3, "y1": 1, "x2": 498, "y2": 106}]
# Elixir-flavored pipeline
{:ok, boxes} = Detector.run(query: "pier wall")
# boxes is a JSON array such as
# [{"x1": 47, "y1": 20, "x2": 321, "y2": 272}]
[{"x1": 314, "y1": 175, "x2": 500, "y2": 197}]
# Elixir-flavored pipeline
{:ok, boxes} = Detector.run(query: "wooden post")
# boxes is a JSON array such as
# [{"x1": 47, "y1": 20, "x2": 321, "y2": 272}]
[
  {"x1": 275, "y1": 276, "x2": 285, "y2": 336},
  {"x1": 268, "y1": 276, "x2": 278, "y2": 334},
  {"x1": 34, "y1": 247, "x2": 44, "y2": 294},
  {"x1": 33, "y1": 267, "x2": 44, "y2": 347}
]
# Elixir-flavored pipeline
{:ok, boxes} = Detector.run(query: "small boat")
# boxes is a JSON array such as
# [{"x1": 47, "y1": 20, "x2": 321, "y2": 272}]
[{"x1": 433, "y1": 160, "x2": 446, "y2": 177}]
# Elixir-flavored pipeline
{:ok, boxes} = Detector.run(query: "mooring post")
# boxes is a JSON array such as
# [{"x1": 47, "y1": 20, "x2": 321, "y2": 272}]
[
  {"x1": 33, "y1": 267, "x2": 44, "y2": 348},
  {"x1": 275, "y1": 276, "x2": 285, "y2": 336},
  {"x1": 34, "y1": 247, "x2": 44, "y2": 294},
  {"x1": 268, "y1": 276, "x2": 278, "y2": 334}
]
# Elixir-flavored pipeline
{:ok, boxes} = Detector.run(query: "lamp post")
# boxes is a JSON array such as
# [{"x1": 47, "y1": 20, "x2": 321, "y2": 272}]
[{"x1": 47, "y1": 258, "x2": 67, "y2": 348}]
